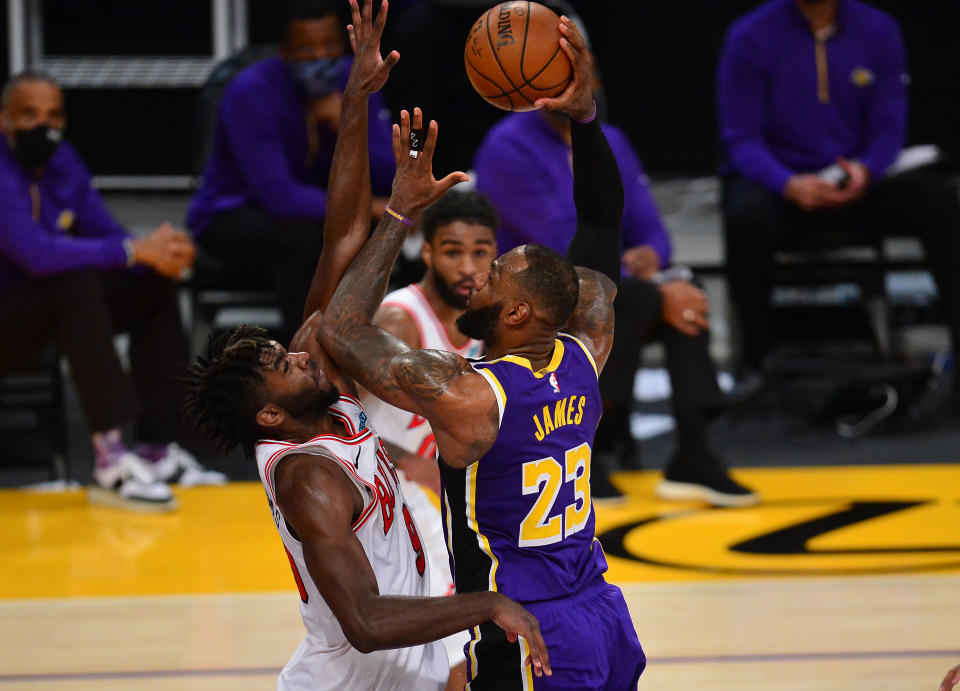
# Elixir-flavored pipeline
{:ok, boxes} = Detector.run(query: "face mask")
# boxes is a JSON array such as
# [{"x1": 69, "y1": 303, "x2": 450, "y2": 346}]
[
  {"x1": 12, "y1": 124, "x2": 63, "y2": 170},
  {"x1": 289, "y1": 57, "x2": 348, "y2": 99}
]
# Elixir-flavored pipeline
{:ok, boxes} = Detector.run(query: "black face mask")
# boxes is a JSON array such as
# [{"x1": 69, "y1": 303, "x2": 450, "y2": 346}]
[
  {"x1": 12, "y1": 124, "x2": 63, "y2": 171},
  {"x1": 289, "y1": 57, "x2": 348, "y2": 99}
]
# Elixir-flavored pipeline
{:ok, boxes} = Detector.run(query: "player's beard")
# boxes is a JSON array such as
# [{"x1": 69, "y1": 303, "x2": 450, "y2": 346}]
[
  {"x1": 432, "y1": 270, "x2": 469, "y2": 309},
  {"x1": 279, "y1": 383, "x2": 340, "y2": 426},
  {"x1": 456, "y1": 300, "x2": 504, "y2": 345}
]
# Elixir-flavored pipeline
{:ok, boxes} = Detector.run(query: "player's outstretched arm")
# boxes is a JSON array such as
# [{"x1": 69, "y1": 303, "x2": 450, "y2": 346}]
[
  {"x1": 300, "y1": 0, "x2": 399, "y2": 323},
  {"x1": 537, "y1": 16, "x2": 622, "y2": 371},
  {"x1": 317, "y1": 109, "x2": 499, "y2": 463},
  {"x1": 274, "y1": 453, "x2": 551, "y2": 676}
]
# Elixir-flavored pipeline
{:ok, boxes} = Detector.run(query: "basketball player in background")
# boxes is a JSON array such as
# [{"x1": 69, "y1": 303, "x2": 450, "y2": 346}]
[
  {"x1": 361, "y1": 189, "x2": 496, "y2": 685},
  {"x1": 182, "y1": 2, "x2": 549, "y2": 689},
  {"x1": 319, "y1": 15, "x2": 644, "y2": 690}
]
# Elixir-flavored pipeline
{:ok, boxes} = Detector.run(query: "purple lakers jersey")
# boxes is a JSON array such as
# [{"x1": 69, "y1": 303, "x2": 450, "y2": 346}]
[{"x1": 439, "y1": 333, "x2": 608, "y2": 604}]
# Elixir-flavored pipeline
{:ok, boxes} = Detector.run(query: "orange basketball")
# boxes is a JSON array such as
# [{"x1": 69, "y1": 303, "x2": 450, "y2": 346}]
[{"x1": 464, "y1": 2, "x2": 572, "y2": 112}]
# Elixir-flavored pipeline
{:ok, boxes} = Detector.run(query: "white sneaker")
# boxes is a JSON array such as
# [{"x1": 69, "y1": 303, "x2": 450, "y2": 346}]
[
  {"x1": 88, "y1": 452, "x2": 177, "y2": 512},
  {"x1": 151, "y1": 443, "x2": 227, "y2": 487}
]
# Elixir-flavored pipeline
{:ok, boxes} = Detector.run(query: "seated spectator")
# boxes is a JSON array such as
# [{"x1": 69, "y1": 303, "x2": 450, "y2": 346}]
[
  {"x1": 474, "y1": 100, "x2": 758, "y2": 506},
  {"x1": 186, "y1": 0, "x2": 395, "y2": 345},
  {"x1": 0, "y1": 72, "x2": 224, "y2": 510},
  {"x1": 718, "y1": 0, "x2": 960, "y2": 384}
]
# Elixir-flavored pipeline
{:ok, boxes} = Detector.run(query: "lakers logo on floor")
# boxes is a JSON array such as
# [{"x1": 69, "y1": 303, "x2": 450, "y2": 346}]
[{"x1": 598, "y1": 494, "x2": 960, "y2": 576}]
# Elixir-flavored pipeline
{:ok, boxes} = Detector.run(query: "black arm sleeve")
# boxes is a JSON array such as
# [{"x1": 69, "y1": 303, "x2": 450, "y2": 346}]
[{"x1": 564, "y1": 115, "x2": 624, "y2": 286}]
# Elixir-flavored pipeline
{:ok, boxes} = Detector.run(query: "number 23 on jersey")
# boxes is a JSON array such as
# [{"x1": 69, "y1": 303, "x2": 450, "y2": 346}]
[{"x1": 519, "y1": 442, "x2": 592, "y2": 547}]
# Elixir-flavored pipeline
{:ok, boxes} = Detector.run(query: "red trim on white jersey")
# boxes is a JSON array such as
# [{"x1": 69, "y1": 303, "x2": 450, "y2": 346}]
[
  {"x1": 261, "y1": 437, "x2": 380, "y2": 533},
  {"x1": 328, "y1": 408, "x2": 356, "y2": 436},
  {"x1": 260, "y1": 428, "x2": 373, "y2": 504},
  {"x1": 338, "y1": 393, "x2": 365, "y2": 409}
]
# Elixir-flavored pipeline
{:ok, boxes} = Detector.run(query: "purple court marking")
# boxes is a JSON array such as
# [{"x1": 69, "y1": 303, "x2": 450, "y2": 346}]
[
  {"x1": 653, "y1": 649, "x2": 960, "y2": 665},
  {"x1": 0, "y1": 668, "x2": 280, "y2": 683},
  {"x1": 2, "y1": 650, "x2": 958, "y2": 683}
]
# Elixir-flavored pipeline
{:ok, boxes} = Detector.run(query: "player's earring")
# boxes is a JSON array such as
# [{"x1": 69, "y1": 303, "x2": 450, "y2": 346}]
[{"x1": 409, "y1": 128, "x2": 425, "y2": 159}]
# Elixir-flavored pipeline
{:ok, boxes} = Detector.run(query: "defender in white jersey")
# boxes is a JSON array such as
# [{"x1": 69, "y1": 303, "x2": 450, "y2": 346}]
[
  {"x1": 361, "y1": 191, "x2": 496, "y2": 683},
  {"x1": 181, "y1": 3, "x2": 550, "y2": 689},
  {"x1": 257, "y1": 393, "x2": 447, "y2": 690}
]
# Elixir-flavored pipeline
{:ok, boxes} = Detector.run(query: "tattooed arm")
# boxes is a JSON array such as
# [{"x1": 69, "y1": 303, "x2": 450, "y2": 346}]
[
  {"x1": 319, "y1": 109, "x2": 497, "y2": 468},
  {"x1": 564, "y1": 268, "x2": 617, "y2": 370}
]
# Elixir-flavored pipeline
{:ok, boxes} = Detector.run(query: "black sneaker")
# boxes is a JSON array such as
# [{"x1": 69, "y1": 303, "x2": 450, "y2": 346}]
[
  {"x1": 591, "y1": 470, "x2": 628, "y2": 505},
  {"x1": 656, "y1": 453, "x2": 759, "y2": 507}
]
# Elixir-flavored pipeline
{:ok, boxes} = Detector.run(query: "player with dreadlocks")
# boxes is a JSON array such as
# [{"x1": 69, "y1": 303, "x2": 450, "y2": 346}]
[{"x1": 180, "y1": 2, "x2": 549, "y2": 690}]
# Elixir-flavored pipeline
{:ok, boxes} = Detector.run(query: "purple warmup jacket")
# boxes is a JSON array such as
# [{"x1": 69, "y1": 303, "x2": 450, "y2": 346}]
[
  {"x1": 473, "y1": 111, "x2": 672, "y2": 268},
  {"x1": 186, "y1": 55, "x2": 395, "y2": 236},
  {"x1": 0, "y1": 136, "x2": 130, "y2": 291},
  {"x1": 717, "y1": 0, "x2": 908, "y2": 194}
]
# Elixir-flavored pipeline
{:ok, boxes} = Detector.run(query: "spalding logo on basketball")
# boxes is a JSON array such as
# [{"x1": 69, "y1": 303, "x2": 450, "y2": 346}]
[{"x1": 464, "y1": 1, "x2": 573, "y2": 112}]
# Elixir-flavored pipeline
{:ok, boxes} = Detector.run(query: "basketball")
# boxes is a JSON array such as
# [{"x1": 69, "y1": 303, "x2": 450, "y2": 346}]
[{"x1": 464, "y1": 1, "x2": 572, "y2": 112}]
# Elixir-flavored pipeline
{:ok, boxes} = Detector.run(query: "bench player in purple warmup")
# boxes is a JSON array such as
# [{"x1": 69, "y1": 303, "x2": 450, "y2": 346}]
[{"x1": 319, "y1": 15, "x2": 645, "y2": 690}]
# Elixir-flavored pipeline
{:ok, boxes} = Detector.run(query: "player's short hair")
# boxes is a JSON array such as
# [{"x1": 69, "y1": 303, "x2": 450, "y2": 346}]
[
  {"x1": 517, "y1": 243, "x2": 580, "y2": 329},
  {"x1": 1, "y1": 70, "x2": 59, "y2": 110},
  {"x1": 181, "y1": 325, "x2": 275, "y2": 457},
  {"x1": 421, "y1": 190, "x2": 500, "y2": 244},
  {"x1": 281, "y1": 0, "x2": 342, "y2": 41}
]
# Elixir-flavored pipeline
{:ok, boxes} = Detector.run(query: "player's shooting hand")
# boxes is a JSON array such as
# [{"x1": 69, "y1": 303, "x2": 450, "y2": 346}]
[
  {"x1": 940, "y1": 663, "x2": 960, "y2": 691},
  {"x1": 533, "y1": 16, "x2": 594, "y2": 122},
  {"x1": 387, "y1": 107, "x2": 469, "y2": 221},
  {"x1": 346, "y1": 0, "x2": 399, "y2": 96},
  {"x1": 491, "y1": 596, "x2": 552, "y2": 678},
  {"x1": 133, "y1": 222, "x2": 195, "y2": 279},
  {"x1": 659, "y1": 280, "x2": 709, "y2": 337}
]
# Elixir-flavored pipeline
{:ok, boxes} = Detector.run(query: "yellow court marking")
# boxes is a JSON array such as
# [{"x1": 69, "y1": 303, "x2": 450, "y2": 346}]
[
  {"x1": 1, "y1": 464, "x2": 958, "y2": 598},
  {"x1": 598, "y1": 463, "x2": 960, "y2": 581}
]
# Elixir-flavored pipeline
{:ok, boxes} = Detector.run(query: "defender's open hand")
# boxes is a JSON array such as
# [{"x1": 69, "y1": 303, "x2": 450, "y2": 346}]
[
  {"x1": 346, "y1": 0, "x2": 399, "y2": 96},
  {"x1": 387, "y1": 107, "x2": 469, "y2": 221}
]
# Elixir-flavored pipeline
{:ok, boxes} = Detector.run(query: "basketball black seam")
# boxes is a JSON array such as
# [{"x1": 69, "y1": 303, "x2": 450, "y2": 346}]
[
  {"x1": 485, "y1": 3, "x2": 521, "y2": 109},
  {"x1": 519, "y1": 1, "x2": 531, "y2": 84},
  {"x1": 504, "y1": 6, "x2": 571, "y2": 106},
  {"x1": 472, "y1": 4, "x2": 569, "y2": 108},
  {"x1": 467, "y1": 67, "x2": 569, "y2": 103},
  {"x1": 466, "y1": 50, "x2": 518, "y2": 101},
  {"x1": 525, "y1": 44, "x2": 567, "y2": 88},
  {"x1": 466, "y1": 57, "x2": 514, "y2": 99}
]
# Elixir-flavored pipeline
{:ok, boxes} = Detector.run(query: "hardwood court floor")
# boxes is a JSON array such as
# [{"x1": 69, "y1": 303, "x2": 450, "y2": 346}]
[{"x1": 1, "y1": 464, "x2": 958, "y2": 689}]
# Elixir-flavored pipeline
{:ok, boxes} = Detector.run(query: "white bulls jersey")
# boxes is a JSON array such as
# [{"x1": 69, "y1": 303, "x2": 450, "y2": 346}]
[
  {"x1": 255, "y1": 394, "x2": 448, "y2": 691},
  {"x1": 362, "y1": 284, "x2": 483, "y2": 458}
]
